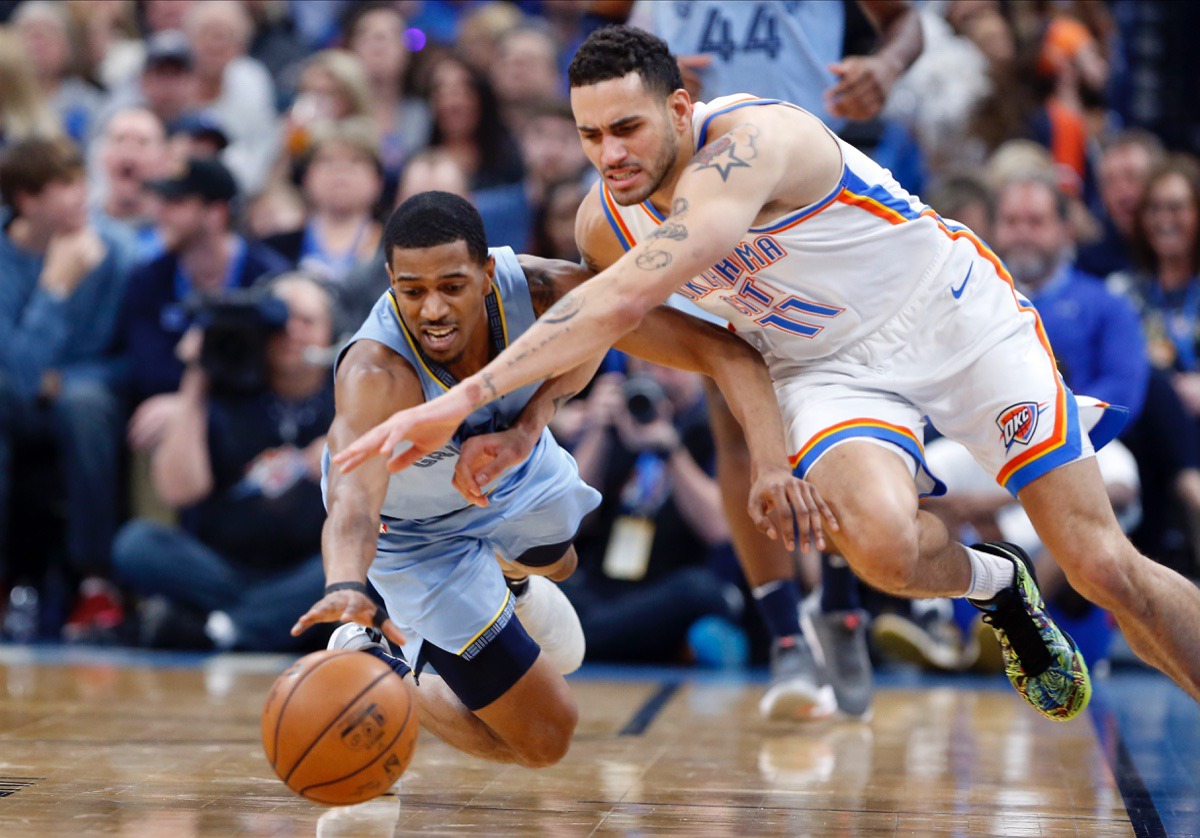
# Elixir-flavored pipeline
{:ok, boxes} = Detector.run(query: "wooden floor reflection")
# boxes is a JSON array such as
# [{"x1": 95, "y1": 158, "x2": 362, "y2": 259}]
[{"x1": 0, "y1": 649, "x2": 1148, "y2": 836}]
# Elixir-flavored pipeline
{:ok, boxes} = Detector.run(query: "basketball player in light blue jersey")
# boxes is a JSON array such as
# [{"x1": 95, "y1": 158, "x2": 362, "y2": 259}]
[
  {"x1": 292, "y1": 191, "x2": 833, "y2": 768},
  {"x1": 338, "y1": 29, "x2": 1200, "y2": 722}
]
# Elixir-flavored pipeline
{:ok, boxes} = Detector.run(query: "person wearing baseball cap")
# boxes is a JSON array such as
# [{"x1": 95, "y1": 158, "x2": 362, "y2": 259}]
[{"x1": 115, "y1": 156, "x2": 288, "y2": 407}]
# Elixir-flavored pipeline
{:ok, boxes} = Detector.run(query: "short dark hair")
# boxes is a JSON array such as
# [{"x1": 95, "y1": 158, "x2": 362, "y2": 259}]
[
  {"x1": 0, "y1": 137, "x2": 84, "y2": 214},
  {"x1": 568, "y1": 26, "x2": 683, "y2": 99},
  {"x1": 384, "y1": 191, "x2": 488, "y2": 265}
]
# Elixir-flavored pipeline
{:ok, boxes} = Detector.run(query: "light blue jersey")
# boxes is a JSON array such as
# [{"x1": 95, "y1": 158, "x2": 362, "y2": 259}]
[
  {"x1": 322, "y1": 246, "x2": 600, "y2": 661},
  {"x1": 641, "y1": 0, "x2": 846, "y2": 129}
]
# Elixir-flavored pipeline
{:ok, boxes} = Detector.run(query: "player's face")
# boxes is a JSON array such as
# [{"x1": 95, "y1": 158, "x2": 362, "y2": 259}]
[
  {"x1": 387, "y1": 240, "x2": 495, "y2": 369},
  {"x1": 571, "y1": 73, "x2": 690, "y2": 206}
]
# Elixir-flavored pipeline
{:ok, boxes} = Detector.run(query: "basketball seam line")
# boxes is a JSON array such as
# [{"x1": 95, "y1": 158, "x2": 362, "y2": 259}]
[
  {"x1": 282, "y1": 668, "x2": 394, "y2": 785},
  {"x1": 298, "y1": 693, "x2": 414, "y2": 800},
  {"x1": 270, "y1": 652, "x2": 347, "y2": 770}
]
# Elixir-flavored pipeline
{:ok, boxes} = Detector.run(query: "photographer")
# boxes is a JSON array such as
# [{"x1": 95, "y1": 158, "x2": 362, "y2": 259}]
[
  {"x1": 114, "y1": 157, "x2": 288, "y2": 455},
  {"x1": 563, "y1": 359, "x2": 746, "y2": 665},
  {"x1": 112, "y1": 274, "x2": 335, "y2": 651}
]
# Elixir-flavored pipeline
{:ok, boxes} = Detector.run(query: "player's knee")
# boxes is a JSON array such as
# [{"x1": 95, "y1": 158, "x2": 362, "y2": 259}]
[
  {"x1": 111, "y1": 519, "x2": 170, "y2": 587},
  {"x1": 544, "y1": 550, "x2": 577, "y2": 582},
  {"x1": 835, "y1": 511, "x2": 920, "y2": 594},
  {"x1": 1055, "y1": 534, "x2": 1141, "y2": 613},
  {"x1": 513, "y1": 697, "x2": 577, "y2": 768}
]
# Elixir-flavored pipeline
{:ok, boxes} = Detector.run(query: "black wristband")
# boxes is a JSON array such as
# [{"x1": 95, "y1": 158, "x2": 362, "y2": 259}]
[{"x1": 325, "y1": 581, "x2": 370, "y2": 596}]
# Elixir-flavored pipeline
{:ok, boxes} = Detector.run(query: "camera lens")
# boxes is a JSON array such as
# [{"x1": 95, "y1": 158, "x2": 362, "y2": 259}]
[{"x1": 622, "y1": 377, "x2": 666, "y2": 424}]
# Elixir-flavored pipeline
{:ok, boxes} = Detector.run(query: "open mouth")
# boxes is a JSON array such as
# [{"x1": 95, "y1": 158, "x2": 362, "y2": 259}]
[
  {"x1": 421, "y1": 324, "x2": 458, "y2": 352},
  {"x1": 605, "y1": 167, "x2": 642, "y2": 188}
]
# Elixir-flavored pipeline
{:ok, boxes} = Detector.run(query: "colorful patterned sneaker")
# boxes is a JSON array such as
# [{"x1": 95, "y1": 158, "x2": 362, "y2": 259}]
[{"x1": 969, "y1": 542, "x2": 1091, "y2": 721}]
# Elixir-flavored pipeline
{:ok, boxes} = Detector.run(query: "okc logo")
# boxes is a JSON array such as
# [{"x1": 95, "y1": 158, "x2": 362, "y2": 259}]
[{"x1": 997, "y1": 402, "x2": 1044, "y2": 450}]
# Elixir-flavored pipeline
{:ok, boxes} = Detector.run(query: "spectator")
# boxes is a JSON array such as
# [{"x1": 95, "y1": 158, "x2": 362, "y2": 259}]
[
  {"x1": 1108, "y1": 156, "x2": 1200, "y2": 573},
  {"x1": 13, "y1": 1, "x2": 104, "y2": 145},
  {"x1": 264, "y1": 119, "x2": 383, "y2": 283},
  {"x1": 491, "y1": 25, "x2": 562, "y2": 131},
  {"x1": 166, "y1": 110, "x2": 229, "y2": 163},
  {"x1": 562, "y1": 362, "x2": 746, "y2": 666},
  {"x1": 243, "y1": 0, "x2": 309, "y2": 105},
  {"x1": 116, "y1": 157, "x2": 288, "y2": 423},
  {"x1": 344, "y1": 2, "x2": 431, "y2": 187},
  {"x1": 530, "y1": 176, "x2": 587, "y2": 262},
  {"x1": 184, "y1": 0, "x2": 280, "y2": 194},
  {"x1": 69, "y1": 0, "x2": 144, "y2": 92},
  {"x1": 281, "y1": 49, "x2": 373, "y2": 170},
  {"x1": 1078, "y1": 130, "x2": 1166, "y2": 280},
  {"x1": 112, "y1": 274, "x2": 336, "y2": 651},
  {"x1": 93, "y1": 107, "x2": 171, "y2": 262},
  {"x1": 395, "y1": 150, "x2": 470, "y2": 204},
  {"x1": 518, "y1": 98, "x2": 589, "y2": 210},
  {"x1": 993, "y1": 175, "x2": 1148, "y2": 424},
  {"x1": 0, "y1": 137, "x2": 134, "y2": 640},
  {"x1": 0, "y1": 27, "x2": 62, "y2": 146},
  {"x1": 428, "y1": 55, "x2": 524, "y2": 191},
  {"x1": 455, "y1": 1, "x2": 526, "y2": 75},
  {"x1": 246, "y1": 180, "x2": 306, "y2": 242},
  {"x1": 135, "y1": 30, "x2": 201, "y2": 128},
  {"x1": 142, "y1": 0, "x2": 196, "y2": 36}
]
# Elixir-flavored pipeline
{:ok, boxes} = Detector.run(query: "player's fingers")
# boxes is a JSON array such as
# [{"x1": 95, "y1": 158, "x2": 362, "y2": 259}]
[
  {"x1": 290, "y1": 601, "x2": 335, "y2": 635},
  {"x1": 481, "y1": 445, "x2": 525, "y2": 483},
  {"x1": 386, "y1": 444, "x2": 424, "y2": 473},
  {"x1": 812, "y1": 487, "x2": 838, "y2": 532},
  {"x1": 768, "y1": 486, "x2": 795, "y2": 552},
  {"x1": 451, "y1": 470, "x2": 486, "y2": 506},
  {"x1": 794, "y1": 481, "x2": 825, "y2": 552},
  {"x1": 380, "y1": 618, "x2": 406, "y2": 647},
  {"x1": 748, "y1": 497, "x2": 777, "y2": 541}
]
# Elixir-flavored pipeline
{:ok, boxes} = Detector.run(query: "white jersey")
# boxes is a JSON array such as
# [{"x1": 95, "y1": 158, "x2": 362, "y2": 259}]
[{"x1": 600, "y1": 94, "x2": 965, "y2": 374}]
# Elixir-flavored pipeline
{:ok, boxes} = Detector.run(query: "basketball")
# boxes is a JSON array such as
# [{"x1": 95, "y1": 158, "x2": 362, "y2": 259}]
[{"x1": 261, "y1": 649, "x2": 418, "y2": 806}]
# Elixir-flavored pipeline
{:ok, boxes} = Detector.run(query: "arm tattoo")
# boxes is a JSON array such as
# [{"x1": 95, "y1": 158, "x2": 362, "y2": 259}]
[
  {"x1": 691, "y1": 125, "x2": 760, "y2": 182},
  {"x1": 481, "y1": 372, "x2": 499, "y2": 400},
  {"x1": 541, "y1": 292, "x2": 584, "y2": 324},
  {"x1": 648, "y1": 221, "x2": 688, "y2": 242},
  {"x1": 636, "y1": 249, "x2": 672, "y2": 270}
]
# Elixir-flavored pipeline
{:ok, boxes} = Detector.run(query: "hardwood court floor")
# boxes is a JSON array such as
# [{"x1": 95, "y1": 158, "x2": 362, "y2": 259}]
[{"x1": 0, "y1": 647, "x2": 1193, "y2": 837}]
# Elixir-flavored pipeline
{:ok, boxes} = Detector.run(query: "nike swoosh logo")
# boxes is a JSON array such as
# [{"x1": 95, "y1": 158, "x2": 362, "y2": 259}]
[{"x1": 951, "y1": 265, "x2": 973, "y2": 299}]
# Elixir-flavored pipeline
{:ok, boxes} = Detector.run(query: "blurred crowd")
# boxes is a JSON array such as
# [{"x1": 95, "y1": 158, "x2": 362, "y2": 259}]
[{"x1": 0, "y1": 0, "x2": 1197, "y2": 676}]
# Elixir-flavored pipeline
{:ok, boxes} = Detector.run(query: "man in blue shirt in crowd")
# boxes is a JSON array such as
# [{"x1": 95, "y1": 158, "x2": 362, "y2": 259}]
[
  {"x1": 992, "y1": 174, "x2": 1149, "y2": 422},
  {"x1": 114, "y1": 157, "x2": 288, "y2": 453},
  {"x1": 0, "y1": 137, "x2": 134, "y2": 638}
]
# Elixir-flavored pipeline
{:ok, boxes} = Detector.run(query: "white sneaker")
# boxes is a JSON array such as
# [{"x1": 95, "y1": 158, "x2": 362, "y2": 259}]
[
  {"x1": 328, "y1": 622, "x2": 392, "y2": 654},
  {"x1": 512, "y1": 576, "x2": 585, "y2": 674}
]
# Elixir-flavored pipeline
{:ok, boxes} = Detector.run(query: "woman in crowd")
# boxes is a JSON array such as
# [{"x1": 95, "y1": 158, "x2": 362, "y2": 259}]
[
  {"x1": 427, "y1": 54, "x2": 523, "y2": 190},
  {"x1": 0, "y1": 28, "x2": 61, "y2": 148},
  {"x1": 265, "y1": 119, "x2": 383, "y2": 284},
  {"x1": 344, "y1": 2, "x2": 430, "y2": 188}
]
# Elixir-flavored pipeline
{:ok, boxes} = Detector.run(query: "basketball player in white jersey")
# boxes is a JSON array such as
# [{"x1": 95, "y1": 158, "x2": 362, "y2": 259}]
[
  {"x1": 633, "y1": 0, "x2": 924, "y2": 722},
  {"x1": 335, "y1": 27, "x2": 1200, "y2": 720}
]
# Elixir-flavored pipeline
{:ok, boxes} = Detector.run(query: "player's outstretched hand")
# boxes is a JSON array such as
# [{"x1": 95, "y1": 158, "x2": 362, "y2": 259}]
[
  {"x1": 291, "y1": 588, "x2": 406, "y2": 648},
  {"x1": 452, "y1": 426, "x2": 538, "y2": 507},
  {"x1": 825, "y1": 55, "x2": 900, "y2": 121},
  {"x1": 334, "y1": 395, "x2": 469, "y2": 474},
  {"x1": 748, "y1": 468, "x2": 838, "y2": 553}
]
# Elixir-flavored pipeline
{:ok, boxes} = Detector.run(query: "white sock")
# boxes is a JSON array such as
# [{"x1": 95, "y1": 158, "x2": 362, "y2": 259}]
[{"x1": 963, "y1": 546, "x2": 1016, "y2": 601}]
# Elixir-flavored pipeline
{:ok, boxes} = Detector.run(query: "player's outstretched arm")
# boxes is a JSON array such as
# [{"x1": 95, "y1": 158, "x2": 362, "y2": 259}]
[
  {"x1": 291, "y1": 342, "x2": 419, "y2": 647},
  {"x1": 334, "y1": 119, "x2": 791, "y2": 474}
]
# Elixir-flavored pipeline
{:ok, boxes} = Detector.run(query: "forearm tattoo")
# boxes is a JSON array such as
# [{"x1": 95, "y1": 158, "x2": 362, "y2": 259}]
[
  {"x1": 541, "y1": 293, "x2": 584, "y2": 324},
  {"x1": 636, "y1": 249, "x2": 672, "y2": 270}
]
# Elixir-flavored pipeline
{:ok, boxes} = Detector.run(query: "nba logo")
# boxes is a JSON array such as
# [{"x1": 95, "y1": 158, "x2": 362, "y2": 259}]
[{"x1": 997, "y1": 402, "x2": 1040, "y2": 450}]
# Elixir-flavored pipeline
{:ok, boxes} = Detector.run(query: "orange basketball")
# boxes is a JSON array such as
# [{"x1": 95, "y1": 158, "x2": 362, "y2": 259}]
[{"x1": 262, "y1": 649, "x2": 418, "y2": 806}]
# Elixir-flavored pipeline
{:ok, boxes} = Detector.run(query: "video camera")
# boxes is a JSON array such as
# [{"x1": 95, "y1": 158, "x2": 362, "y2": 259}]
[{"x1": 185, "y1": 288, "x2": 289, "y2": 397}]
